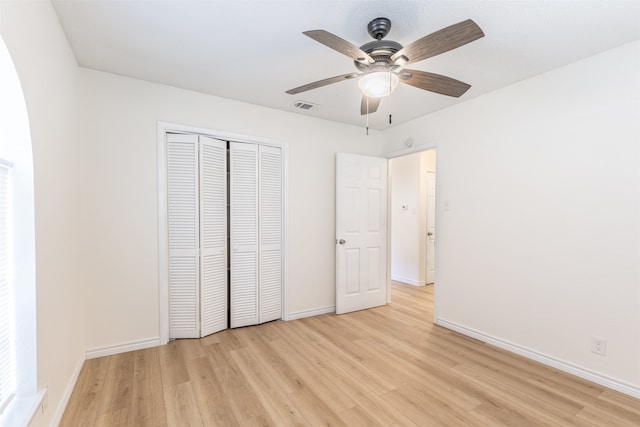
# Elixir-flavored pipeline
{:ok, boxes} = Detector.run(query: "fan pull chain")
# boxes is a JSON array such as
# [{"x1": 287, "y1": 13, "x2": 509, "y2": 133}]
[
  {"x1": 366, "y1": 96, "x2": 369, "y2": 135},
  {"x1": 388, "y1": 72, "x2": 393, "y2": 125}
]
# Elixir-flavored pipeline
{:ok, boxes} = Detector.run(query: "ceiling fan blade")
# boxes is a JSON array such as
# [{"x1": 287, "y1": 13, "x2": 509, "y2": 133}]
[
  {"x1": 286, "y1": 72, "x2": 360, "y2": 95},
  {"x1": 391, "y1": 19, "x2": 484, "y2": 65},
  {"x1": 400, "y1": 69, "x2": 471, "y2": 97},
  {"x1": 360, "y1": 96, "x2": 381, "y2": 115},
  {"x1": 303, "y1": 30, "x2": 374, "y2": 64}
]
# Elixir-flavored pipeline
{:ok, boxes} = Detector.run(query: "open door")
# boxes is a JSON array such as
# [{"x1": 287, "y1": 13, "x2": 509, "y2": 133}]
[
  {"x1": 336, "y1": 153, "x2": 388, "y2": 314},
  {"x1": 426, "y1": 170, "x2": 436, "y2": 284}
]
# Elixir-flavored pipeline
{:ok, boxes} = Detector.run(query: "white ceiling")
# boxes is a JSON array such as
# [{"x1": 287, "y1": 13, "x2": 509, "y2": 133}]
[{"x1": 52, "y1": 0, "x2": 640, "y2": 130}]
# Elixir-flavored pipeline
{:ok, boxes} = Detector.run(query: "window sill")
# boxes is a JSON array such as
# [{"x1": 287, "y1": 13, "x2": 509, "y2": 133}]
[{"x1": 0, "y1": 388, "x2": 46, "y2": 427}]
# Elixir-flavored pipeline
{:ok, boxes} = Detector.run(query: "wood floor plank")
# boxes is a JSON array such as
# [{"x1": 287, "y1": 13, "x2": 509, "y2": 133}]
[
  {"x1": 337, "y1": 404, "x2": 384, "y2": 427},
  {"x1": 61, "y1": 283, "x2": 640, "y2": 426},
  {"x1": 204, "y1": 342, "x2": 273, "y2": 426},
  {"x1": 59, "y1": 357, "x2": 110, "y2": 426},
  {"x1": 597, "y1": 389, "x2": 640, "y2": 413},
  {"x1": 131, "y1": 348, "x2": 167, "y2": 426},
  {"x1": 275, "y1": 320, "x2": 416, "y2": 426},
  {"x1": 185, "y1": 355, "x2": 239, "y2": 426},
  {"x1": 265, "y1": 330, "x2": 356, "y2": 413},
  {"x1": 93, "y1": 351, "x2": 136, "y2": 427},
  {"x1": 229, "y1": 346, "x2": 307, "y2": 426},
  {"x1": 281, "y1": 316, "x2": 397, "y2": 395},
  {"x1": 158, "y1": 341, "x2": 190, "y2": 387},
  {"x1": 162, "y1": 382, "x2": 203, "y2": 427},
  {"x1": 452, "y1": 363, "x2": 590, "y2": 425}
]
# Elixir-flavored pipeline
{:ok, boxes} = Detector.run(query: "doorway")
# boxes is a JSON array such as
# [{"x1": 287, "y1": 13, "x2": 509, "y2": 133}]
[{"x1": 389, "y1": 149, "x2": 436, "y2": 287}]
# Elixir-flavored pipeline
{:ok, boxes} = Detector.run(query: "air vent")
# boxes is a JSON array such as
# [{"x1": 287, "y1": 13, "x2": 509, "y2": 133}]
[{"x1": 293, "y1": 100, "x2": 319, "y2": 111}]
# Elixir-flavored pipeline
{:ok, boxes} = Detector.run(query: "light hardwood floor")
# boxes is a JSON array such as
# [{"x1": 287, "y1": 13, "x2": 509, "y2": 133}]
[{"x1": 61, "y1": 283, "x2": 640, "y2": 426}]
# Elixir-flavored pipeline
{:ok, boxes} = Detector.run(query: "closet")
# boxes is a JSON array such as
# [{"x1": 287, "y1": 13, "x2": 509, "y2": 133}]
[{"x1": 165, "y1": 133, "x2": 282, "y2": 339}]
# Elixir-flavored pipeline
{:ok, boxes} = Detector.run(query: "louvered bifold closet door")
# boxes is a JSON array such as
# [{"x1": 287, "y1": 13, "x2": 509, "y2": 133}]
[
  {"x1": 230, "y1": 142, "x2": 259, "y2": 328},
  {"x1": 258, "y1": 146, "x2": 283, "y2": 323},
  {"x1": 199, "y1": 136, "x2": 228, "y2": 336},
  {"x1": 167, "y1": 134, "x2": 200, "y2": 338}
]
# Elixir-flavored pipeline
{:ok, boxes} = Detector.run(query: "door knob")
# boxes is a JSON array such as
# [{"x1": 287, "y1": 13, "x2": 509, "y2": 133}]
[
  {"x1": 338, "y1": 239, "x2": 346, "y2": 245},
  {"x1": 427, "y1": 232, "x2": 433, "y2": 236}
]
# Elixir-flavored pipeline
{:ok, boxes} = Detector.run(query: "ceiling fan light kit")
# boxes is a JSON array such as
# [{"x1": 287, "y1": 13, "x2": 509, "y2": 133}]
[
  {"x1": 286, "y1": 16, "x2": 485, "y2": 119},
  {"x1": 359, "y1": 71, "x2": 399, "y2": 97}
]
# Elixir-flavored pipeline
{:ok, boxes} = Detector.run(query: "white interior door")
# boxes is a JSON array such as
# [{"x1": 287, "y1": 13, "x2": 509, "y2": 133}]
[
  {"x1": 426, "y1": 171, "x2": 436, "y2": 284},
  {"x1": 335, "y1": 153, "x2": 388, "y2": 314},
  {"x1": 199, "y1": 136, "x2": 228, "y2": 336},
  {"x1": 258, "y1": 145, "x2": 283, "y2": 323},
  {"x1": 230, "y1": 142, "x2": 259, "y2": 328},
  {"x1": 230, "y1": 143, "x2": 283, "y2": 327},
  {"x1": 167, "y1": 134, "x2": 200, "y2": 338}
]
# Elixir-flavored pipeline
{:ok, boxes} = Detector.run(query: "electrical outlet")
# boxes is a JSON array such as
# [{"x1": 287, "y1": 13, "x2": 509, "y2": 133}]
[{"x1": 591, "y1": 336, "x2": 607, "y2": 356}]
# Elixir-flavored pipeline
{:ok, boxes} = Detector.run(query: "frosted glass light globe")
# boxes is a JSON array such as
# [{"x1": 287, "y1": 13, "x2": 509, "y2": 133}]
[{"x1": 358, "y1": 71, "x2": 399, "y2": 97}]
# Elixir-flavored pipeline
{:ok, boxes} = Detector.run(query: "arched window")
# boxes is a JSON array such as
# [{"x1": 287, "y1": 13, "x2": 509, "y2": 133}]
[{"x1": 0, "y1": 34, "x2": 39, "y2": 424}]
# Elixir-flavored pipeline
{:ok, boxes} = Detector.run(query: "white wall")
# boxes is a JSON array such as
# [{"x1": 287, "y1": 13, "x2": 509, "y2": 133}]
[
  {"x1": 383, "y1": 41, "x2": 640, "y2": 392},
  {"x1": 0, "y1": 1, "x2": 84, "y2": 426},
  {"x1": 76, "y1": 68, "x2": 384, "y2": 351}
]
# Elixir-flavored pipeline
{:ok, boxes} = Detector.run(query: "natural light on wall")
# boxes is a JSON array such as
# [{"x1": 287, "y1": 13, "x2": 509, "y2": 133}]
[
  {"x1": 0, "y1": 33, "x2": 40, "y2": 426},
  {"x1": 0, "y1": 158, "x2": 14, "y2": 414}
]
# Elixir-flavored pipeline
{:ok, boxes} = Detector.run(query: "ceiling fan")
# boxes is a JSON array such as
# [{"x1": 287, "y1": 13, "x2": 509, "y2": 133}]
[{"x1": 286, "y1": 17, "x2": 484, "y2": 115}]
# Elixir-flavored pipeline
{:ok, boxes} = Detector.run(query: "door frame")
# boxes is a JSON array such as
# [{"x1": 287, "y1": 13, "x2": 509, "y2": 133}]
[
  {"x1": 386, "y1": 142, "x2": 439, "y2": 321},
  {"x1": 156, "y1": 121, "x2": 289, "y2": 345},
  {"x1": 425, "y1": 170, "x2": 436, "y2": 285}
]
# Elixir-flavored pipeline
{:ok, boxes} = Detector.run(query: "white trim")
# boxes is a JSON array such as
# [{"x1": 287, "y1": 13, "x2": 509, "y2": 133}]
[
  {"x1": 436, "y1": 318, "x2": 640, "y2": 399},
  {"x1": 390, "y1": 276, "x2": 424, "y2": 286},
  {"x1": 157, "y1": 125, "x2": 170, "y2": 345},
  {"x1": 50, "y1": 354, "x2": 84, "y2": 427},
  {"x1": 432, "y1": 149, "x2": 441, "y2": 322},
  {"x1": 288, "y1": 305, "x2": 335, "y2": 320},
  {"x1": 85, "y1": 337, "x2": 160, "y2": 360},
  {"x1": 282, "y1": 143, "x2": 290, "y2": 320},
  {"x1": 386, "y1": 141, "x2": 438, "y2": 159},
  {"x1": 157, "y1": 121, "x2": 286, "y2": 149},
  {"x1": 386, "y1": 159, "x2": 392, "y2": 305},
  {"x1": 157, "y1": 121, "x2": 290, "y2": 342},
  {"x1": 0, "y1": 389, "x2": 45, "y2": 427}
]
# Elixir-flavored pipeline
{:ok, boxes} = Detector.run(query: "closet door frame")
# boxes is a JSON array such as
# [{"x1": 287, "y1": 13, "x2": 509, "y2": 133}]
[{"x1": 157, "y1": 121, "x2": 289, "y2": 345}]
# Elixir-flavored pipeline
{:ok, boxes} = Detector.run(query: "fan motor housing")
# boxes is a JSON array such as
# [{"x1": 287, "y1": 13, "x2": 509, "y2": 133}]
[{"x1": 354, "y1": 39, "x2": 403, "y2": 72}]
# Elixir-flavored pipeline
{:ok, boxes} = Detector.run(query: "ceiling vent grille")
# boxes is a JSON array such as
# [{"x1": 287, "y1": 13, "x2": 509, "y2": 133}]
[{"x1": 293, "y1": 100, "x2": 319, "y2": 111}]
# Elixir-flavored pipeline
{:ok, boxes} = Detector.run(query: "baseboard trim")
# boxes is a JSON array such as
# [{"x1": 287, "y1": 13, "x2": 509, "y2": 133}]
[
  {"x1": 391, "y1": 275, "x2": 423, "y2": 286},
  {"x1": 436, "y1": 318, "x2": 640, "y2": 398},
  {"x1": 85, "y1": 337, "x2": 160, "y2": 359},
  {"x1": 288, "y1": 305, "x2": 335, "y2": 320},
  {"x1": 51, "y1": 353, "x2": 84, "y2": 426}
]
